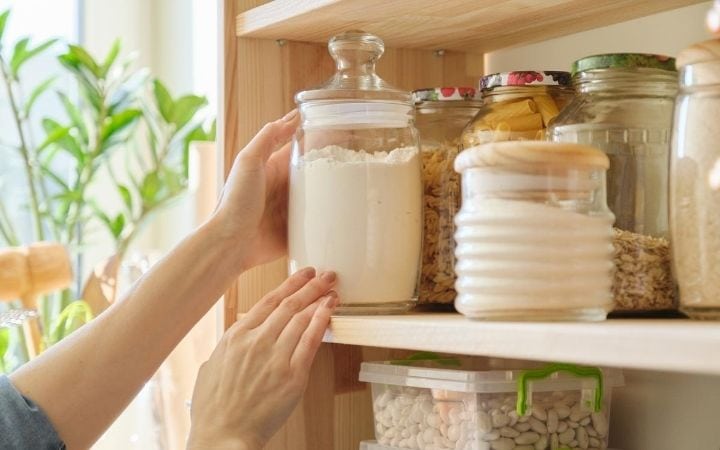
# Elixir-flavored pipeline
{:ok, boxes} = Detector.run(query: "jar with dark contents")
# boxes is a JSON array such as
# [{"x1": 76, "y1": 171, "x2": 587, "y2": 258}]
[
  {"x1": 413, "y1": 87, "x2": 482, "y2": 305},
  {"x1": 461, "y1": 71, "x2": 573, "y2": 148}
]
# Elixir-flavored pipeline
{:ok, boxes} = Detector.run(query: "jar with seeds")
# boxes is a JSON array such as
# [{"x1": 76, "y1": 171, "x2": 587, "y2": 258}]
[
  {"x1": 413, "y1": 87, "x2": 482, "y2": 305},
  {"x1": 549, "y1": 54, "x2": 679, "y2": 314}
]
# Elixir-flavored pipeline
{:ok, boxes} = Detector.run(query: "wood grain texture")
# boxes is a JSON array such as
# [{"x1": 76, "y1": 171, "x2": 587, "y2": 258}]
[
  {"x1": 236, "y1": 0, "x2": 705, "y2": 53},
  {"x1": 325, "y1": 314, "x2": 720, "y2": 376}
]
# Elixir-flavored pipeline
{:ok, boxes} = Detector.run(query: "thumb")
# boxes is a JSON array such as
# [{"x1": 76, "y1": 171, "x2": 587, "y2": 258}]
[{"x1": 240, "y1": 110, "x2": 299, "y2": 164}]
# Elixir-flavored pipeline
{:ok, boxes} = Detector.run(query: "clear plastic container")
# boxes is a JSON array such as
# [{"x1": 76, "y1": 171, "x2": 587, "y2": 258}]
[
  {"x1": 288, "y1": 31, "x2": 422, "y2": 314},
  {"x1": 413, "y1": 87, "x2": 482, "y2": 305},
  {"x1": 454, "y1": 141, "x2": 615, "y2": 321},
  {"x1": 360, "y1": 360, "x2": 624, "y2": 450},
  {"x1": 671, "y1": 39, "x2": 720, "y2": 319},
  {"x1": 549, "y1": 54, "x2": 678, "y2": 314},
  {"x1": 461, "y1": 71, "x2": 573, "y2": 148}
]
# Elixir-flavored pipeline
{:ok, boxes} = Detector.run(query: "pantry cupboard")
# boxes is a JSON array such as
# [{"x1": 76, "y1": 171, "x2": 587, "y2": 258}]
[{"x1": 220, "y1": 1, "x2": 720, "y2": 449}]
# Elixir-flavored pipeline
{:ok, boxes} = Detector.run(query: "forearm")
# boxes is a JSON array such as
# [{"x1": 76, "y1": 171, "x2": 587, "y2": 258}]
[{"x1": 9, "y1": 219, "x2": 246, "y2": 449}]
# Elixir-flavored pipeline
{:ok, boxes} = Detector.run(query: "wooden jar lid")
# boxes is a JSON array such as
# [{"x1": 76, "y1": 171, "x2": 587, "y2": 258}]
[
  {"x1": 0, "y1": 242, "x2": 73, "y2": 301},
  {"x1": 454, "y1": 141, "x2": 609, "y2": 173},
  {"x1": 677, "y1": 39, "x2": 720, "y2": 68}
]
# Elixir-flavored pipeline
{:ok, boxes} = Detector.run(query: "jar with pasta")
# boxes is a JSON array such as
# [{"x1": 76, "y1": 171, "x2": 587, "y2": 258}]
[
  {"x1": 461, "y1": 71, "x2": 573, "y2": 148},
  {"x1": 413, "y1": 87, "x2": 482, "y2": 305}
]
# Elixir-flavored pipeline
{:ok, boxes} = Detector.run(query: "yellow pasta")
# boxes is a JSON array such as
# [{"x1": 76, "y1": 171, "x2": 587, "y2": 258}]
[
  {"x1": 481, "y1": 99, "x2": 537, "y2": 124},
  {"x1": 533, "y1": 95, "x2": 561, "y2": 126},
  {"x1": 490, "y1": 113, "x2": 543, "y2": 132}
]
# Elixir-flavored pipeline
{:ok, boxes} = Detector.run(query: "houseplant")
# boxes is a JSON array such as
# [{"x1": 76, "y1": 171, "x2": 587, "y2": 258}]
[{"x1": 0, "y1": 9, "x2": 214, "y2": 369}]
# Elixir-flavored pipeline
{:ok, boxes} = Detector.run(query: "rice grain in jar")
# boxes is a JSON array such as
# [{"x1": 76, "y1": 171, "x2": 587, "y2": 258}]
[
  {"x1": 413, "y1": 87, "x2": 482, "y2": 305},
  {"x1": 454, "y1": 141, "x2": 615, "y2": 321},
  {"x1": 671, "y1": 39, "x2": 720, "y2": 319},
  {"x1": 461, "y1": 71, "x2": 573, "y2": 148}
]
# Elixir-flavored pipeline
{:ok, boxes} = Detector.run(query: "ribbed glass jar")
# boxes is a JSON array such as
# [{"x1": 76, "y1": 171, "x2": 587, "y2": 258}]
[{"x1": 454, "y1": 141, "x2": 615, "y2": 321}]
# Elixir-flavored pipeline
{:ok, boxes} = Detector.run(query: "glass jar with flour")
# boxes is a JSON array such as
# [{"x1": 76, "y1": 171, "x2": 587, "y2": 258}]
[{"x1": 288, "y1": 31, "x2": 422, "y2": 314}]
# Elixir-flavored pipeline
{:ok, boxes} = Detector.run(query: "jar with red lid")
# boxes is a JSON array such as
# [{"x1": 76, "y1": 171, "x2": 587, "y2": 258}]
[{"x1": 461, "y1": 71, "x2": 573, "y2": 148}]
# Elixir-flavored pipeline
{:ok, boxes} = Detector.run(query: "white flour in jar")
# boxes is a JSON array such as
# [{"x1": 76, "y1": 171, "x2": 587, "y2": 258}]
[
  {"x1": 289, "y1": 145, "x2": 422, "y2": 305},
  {"x1": 455, "y1": 198, "x2": 614, "y2": 317}
]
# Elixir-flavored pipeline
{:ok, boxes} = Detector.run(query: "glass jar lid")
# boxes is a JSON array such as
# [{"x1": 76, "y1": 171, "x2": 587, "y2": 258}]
[
  {"x1": 412, "y1": 87, "x2": 481, "y2": 103},
  {"x1": 480, "y1": 71, "x2": 571, "y2": 91},
  {"x1": 295, "y1": 30, "x2": 409, "y2": 104},
  {"x1": 295, "y1": 31, "x2": 412, "y2": 128},
  {"x1": 571, "y1": 53, "x2": 676, "y2": 76},
  {"x1": 455, "y1": 141, "x2": 609, "y2": 173}
]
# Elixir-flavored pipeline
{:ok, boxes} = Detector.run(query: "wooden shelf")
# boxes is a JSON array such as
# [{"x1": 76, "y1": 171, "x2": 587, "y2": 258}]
[
  {"x1": 236, "y1": 0, "x2": 703, "y2": 53},
  {"x1": 323, "y1": 313, "x2": 720, "y2": 375}
]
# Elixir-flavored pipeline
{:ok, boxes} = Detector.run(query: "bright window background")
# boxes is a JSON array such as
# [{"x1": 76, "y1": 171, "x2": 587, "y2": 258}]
[{"x1": 0, "y1": 0, "x2": 219, "y2": 448}]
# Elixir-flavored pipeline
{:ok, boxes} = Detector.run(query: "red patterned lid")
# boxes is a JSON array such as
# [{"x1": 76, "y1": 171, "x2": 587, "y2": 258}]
[
  {"x1": 480, "y1": 71, "x2": 571, "y2": 91},
  {"x1": 412, "y1": 87, "x2": 481, "y2": 103}
]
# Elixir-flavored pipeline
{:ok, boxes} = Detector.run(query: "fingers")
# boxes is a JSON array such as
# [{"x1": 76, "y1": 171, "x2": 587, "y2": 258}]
[
  {"x1": 290, "y1": 294, "x2": 337, "y2": 372},
  {"x1": 240, "y1": 267, "x2": 316, "y2": 329},
  {"x1": 240, "y1": 110, "x2": 299, "y2": 165},
  {"x1": 275, "y1": 291, "x2": 337, "y2": 353},
  {"x1": 259, "y1": 271, "x2": 337, "y2": 338}
]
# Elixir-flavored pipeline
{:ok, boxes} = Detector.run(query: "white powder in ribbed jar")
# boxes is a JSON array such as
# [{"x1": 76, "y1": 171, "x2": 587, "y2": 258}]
[{"x1": 288, "y1": 145, "x2": 422, "y2": 305}]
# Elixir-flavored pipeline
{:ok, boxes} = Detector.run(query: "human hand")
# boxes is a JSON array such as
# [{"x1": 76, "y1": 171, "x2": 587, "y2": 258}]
[
  {"x1": 211, "y1": 110, "x2": 299, "y2": 271},
  {"x1": 187, "y1": 267, "x2": 338, "y2": 450}
]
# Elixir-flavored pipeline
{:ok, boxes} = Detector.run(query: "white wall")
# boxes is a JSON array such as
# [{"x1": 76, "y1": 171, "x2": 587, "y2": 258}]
[
  {"x1": 485, "y1": 2, "x2": 713, "y2": 74},
  {"x1": 487, "y1": 3, "x2": 720, "y2": 449}
]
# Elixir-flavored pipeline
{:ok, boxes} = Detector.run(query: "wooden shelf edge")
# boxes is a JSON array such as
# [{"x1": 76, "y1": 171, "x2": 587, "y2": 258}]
[
  {"x1": 322, "y1": 313, "x2": 720, "y2": 376},
  {"x1": 235, "y1": 0, "x2": 705, "y2": 53}
]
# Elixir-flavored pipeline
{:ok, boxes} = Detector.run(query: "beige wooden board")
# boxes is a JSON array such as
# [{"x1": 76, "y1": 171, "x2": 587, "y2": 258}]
[
  {"x1": 236, "y1": 0, "x2": 705, "y2": 53},
  {"x1": 325, "y1": 314, "x2": 720, "y2": 376}
]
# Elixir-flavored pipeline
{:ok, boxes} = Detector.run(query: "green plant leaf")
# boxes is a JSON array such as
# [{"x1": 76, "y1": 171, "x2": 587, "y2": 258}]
[
  {"x1": 110, "y1": 213, "x2": 125, "y2": 239},
  {"x1": 152, "y1": 79, "x2": 174, "y2": 123},
  {"x1": 117, "y1": 184, "x2": 133, "y2": 213},
  {"x1": 42, "y1": 118, "x2": 84, "y2": 162},
  {"x1": 100, "y1": 109, "x2": 141, "y2": 146},
  {"x1": 23, "y1": 76, "x2": 56, "y2": 118},
  {"x1": 48, "y1": 301, "x2": 93, "y2": 345},
  {"x1": 100, "y1": 39, "x2": 121, "y2": 77},
  {"x1": 108, "y1": 69, "x2": 148, "y2": 115},
  {"x1": 58, "y1": 92, "x2": 89, "y2": 144},
  {"x1": 0, "y1": 327, "x2": 9, "y2": 374},
  {"x1": 37, "y1": 124, "x2": 70, "y2": 153},
  {"x1": 140, "y1": 172, "x2": 161, "y2": 207},
  {"x1": 0, "y1": 10, "x2": 11, "y2": 46},
  {"x1": 170, "y1": 95, "x2": 207, "y2": 130},
  {"x1": 11, "y1": 38, "x2": 57, "y2": 77},
  {"x1": 67, "y1": 45, "x2": 101, "y2": 77}
]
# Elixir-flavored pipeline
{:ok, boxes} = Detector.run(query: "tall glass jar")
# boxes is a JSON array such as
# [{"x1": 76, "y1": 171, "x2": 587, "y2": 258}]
[
  {"x1": 288, "y1": 31, "x2": 422, "y2": 315},
  {"x1": 413, "y1": 87, "x2": 482, "y2": 305},
  {"x1": 461, "y1": 71, "x2": 573, "y2": 148},
  {"x1": 454, "y1": 141, "x2": 615, "y2": 321},
  {"x1": 549, "y1": 54, "x2": 678, "y2": 314},
  {"x1": 671, "y1": 39, "x2": 720, "y2": 320}
]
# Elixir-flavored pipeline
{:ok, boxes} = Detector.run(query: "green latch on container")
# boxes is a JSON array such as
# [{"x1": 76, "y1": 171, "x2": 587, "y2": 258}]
[{"x1": 516, "y1": 363, "x2": 604, "y2": 416}]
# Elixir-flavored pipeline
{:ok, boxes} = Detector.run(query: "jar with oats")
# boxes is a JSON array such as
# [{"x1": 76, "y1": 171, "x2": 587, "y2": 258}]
[
  {"x1": 412, "y1": 87, "x2": 482, "y2": 305},
  {"x1": 549, "y1": 54, "x2": 678, "y2": 315},
  {"x1": 461, "y1": 71, "x2": 573, "y2": 148},
  {"x1": 671, "y1": 39, "x2": 720, "y2": 320}
]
